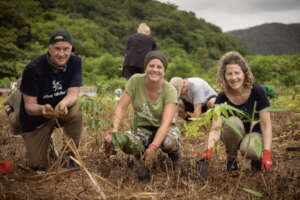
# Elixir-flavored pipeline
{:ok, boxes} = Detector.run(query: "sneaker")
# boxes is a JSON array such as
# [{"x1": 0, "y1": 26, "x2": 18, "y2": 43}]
[
  {"x1": 136, "y1": 159, "x2": 150, "y2": 181},
  {"x1": 36, "y1": 170, "x2": 46, "y2": 174},
  {"x1": 63, "y1": 157, "x2": 79, "y2": 169},
  {"x1": 61, "y1": 152, "x2": 79, "y2": 169},
  {"x1": 168, "y1": 152, "x2": 182, "y2": 173},
  {"x1": 251, "y1": 160, "x2": 262, "y2": 171},
  {"x1": 9, "y1": 130, "x2": 21, "y2": 138},
  {"x1": 49, "y1": 137, "x2": 58, "y2": 161},
  {"x1": 226, "y1": 159, "x2": 239, "y2": 172}
]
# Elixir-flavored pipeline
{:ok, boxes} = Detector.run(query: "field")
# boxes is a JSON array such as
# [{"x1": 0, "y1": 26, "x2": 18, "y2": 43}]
[{"x1": 0, "y1": 95, "x2": 299, "y2": 200}]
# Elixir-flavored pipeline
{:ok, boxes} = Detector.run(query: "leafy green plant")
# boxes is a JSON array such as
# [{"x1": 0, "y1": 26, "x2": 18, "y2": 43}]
[
  {"x1": 184, "y1": 102, "x2": 248, "y2": 137},
  {"x1": 183, "y1": 119, "x2": 205, "y2": 137},
  {"x1": 79, "y1": 97, "x2": 110, "y2": 152},
  {"x1": 79, "y1": 97, "x2": 111, "y2": 131},
  {"x1": 183, "y1": 102, "x2": 249, "y2": 157},
  {"x1": 111, "y1": 132, "x2": 145, "y2": 156}
]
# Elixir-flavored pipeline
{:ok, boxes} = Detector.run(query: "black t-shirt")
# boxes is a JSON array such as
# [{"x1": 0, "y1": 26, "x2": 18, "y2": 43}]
[
  {"x1": 20, "y1": 54, "x2": 82, "y2": 132},
  {"x1": 215, "y1": 83, "x2": 270, "y2": 133}
]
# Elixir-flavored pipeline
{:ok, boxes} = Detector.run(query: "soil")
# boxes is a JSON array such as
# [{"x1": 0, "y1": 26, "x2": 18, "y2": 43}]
[{"x1": 0, "y1": 109, "x2": 299, "y2": 200}]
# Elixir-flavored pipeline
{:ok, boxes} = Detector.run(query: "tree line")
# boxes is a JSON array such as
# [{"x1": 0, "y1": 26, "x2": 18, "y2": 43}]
[{"x1": 0, "y1": 0, "x2": 299, "y2": 89}]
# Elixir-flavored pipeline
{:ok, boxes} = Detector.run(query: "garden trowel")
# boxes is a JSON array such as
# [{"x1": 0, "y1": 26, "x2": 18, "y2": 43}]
[{"x1": 197, "y1": 159, "x2": 209, "y2": 181}]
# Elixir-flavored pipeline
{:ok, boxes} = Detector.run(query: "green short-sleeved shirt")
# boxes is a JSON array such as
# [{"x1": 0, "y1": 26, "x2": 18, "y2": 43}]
[{"x1": 125, "y1": 73, "x2": 177, "y2": 127}]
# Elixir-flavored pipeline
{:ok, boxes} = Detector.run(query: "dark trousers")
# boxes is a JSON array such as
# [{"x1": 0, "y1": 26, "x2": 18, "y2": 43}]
[
  {"x1": 181, "y1": 98, "x2": 208, "y2": 114},
  {"x1": 122, "y1": 65, "x2": 144, "y2": 79}
]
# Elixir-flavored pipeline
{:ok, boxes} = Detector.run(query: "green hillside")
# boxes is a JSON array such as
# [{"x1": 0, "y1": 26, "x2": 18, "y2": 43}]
[
  {"x1": 228, "y1": 23, "x2": 300, "y2": 55},
  {"x1": 0, "y1": 0, "x2": 247, "y2": 85},
  {"x1": 1, "y1": 0, "x2": 299, "y2": 89}
]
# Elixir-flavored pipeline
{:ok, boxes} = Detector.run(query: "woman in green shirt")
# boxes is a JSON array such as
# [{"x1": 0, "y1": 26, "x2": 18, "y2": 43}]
[{"x1": 105, "y1": 50, "x2": 181, "y2": 180}]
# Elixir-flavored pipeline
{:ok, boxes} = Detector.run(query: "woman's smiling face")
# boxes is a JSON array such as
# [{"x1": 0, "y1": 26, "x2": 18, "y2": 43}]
[
  {"x1": 145, "y1": 59, "x2": 165, "y2": 82},
  {"x1": 225, "y1": 64, "x2": 245, "y2": 90}
]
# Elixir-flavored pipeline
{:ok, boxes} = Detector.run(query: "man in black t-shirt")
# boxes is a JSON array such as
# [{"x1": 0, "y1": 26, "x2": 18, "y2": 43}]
[
  {"x1": 19, "y1": 29, "x2": 83, "y2": 171},
  {"x1": 122, "y1": 23, "x2": 157, "y2": 79}
]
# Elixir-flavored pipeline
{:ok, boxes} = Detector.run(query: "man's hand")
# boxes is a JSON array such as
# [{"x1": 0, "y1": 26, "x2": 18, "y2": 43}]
[
  {"x1": 261, "y1": 150, "x2": 272, "y2": 172},
  {"x1": 178, "y1": 110, "x2": 188, "y2": 119},
  {"x1": 42, "y1": 104, "x2": 55, "y2": 119},
  {"x1": 54, "y1": 101, "x2": 68, "y2": 118}
]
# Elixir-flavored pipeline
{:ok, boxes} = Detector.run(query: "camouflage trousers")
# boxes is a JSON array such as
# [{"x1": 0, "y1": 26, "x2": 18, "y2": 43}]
[{"x1": 123, "y1": 125, "x2": 181, "y2": 155}]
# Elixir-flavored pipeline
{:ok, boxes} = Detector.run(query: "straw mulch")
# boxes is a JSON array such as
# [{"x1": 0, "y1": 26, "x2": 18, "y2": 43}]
[{"x1": 0, "y1": 110, "x2": 299, "y2": 200}]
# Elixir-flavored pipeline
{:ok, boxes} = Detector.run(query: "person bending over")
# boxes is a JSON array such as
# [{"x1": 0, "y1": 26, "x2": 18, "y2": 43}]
[{"x1": 170, "y1": 77, "x2": 217, "y2": 120}]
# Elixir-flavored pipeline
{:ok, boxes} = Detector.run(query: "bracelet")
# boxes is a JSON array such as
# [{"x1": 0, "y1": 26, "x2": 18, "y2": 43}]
[{"x1": 149, "y1": 143, "x2": 159, "y2": 151}]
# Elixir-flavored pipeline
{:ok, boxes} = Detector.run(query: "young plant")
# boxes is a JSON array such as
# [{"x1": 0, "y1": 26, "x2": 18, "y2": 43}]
[
  {"x1": 184, "y1": 102, "x2": 248, "y2": 154},
  {"x1": 111, "y1": 131, "x2": 145, "y2": 156},
  {"x1": 79, "y1": 97, "x2": 110, "y2": 152},
  {"x1": 108, "y1": 114, "x2": 145, "y2": 156}
]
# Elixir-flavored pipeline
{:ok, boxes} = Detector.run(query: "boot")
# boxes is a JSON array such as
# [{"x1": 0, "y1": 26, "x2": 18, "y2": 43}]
[
  {"x1": 226, "y1": 159, "x2": 239, "y2": 172},
  {"x1": 135, "y1": 159, "x2": 150, "y2": 181},
  {"x1": 168, "y1": 151, "x2": 182, "y2": 173},
  {"x1": 251, "y1": 160, "x2": 262, "y2": 171},
  {"x1": 62, "y1": 152, "x2": 79, "y2": 169}
]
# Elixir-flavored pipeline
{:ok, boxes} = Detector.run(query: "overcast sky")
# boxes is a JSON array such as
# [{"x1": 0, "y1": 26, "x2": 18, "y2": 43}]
[{"x1": 157, "y1": 0, "x2": 300, "y2": 32}]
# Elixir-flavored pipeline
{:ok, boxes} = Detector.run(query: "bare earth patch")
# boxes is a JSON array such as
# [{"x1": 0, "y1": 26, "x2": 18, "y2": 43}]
[{"x1": 0, "y1": 110, "x2": 299, "y2": 200}]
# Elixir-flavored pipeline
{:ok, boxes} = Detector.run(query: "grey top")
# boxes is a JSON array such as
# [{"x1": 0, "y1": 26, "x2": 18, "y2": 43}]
[{"x1": 181, "y1": 78, "x2": 217, "y2": 105}]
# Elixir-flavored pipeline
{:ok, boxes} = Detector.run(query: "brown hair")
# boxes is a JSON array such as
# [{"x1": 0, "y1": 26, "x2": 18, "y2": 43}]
[{"x1": 217, "y1": 51, "x2": 253, "y2": 92}]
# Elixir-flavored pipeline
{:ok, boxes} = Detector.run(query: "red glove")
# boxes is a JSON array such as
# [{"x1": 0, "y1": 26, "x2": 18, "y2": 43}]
[
  {"x1": 200, "y1": 149, "x2": 212, "y2": 162},
  {"x1": 0, "y1": 160, "x2": 13, "y2": 174},
  {"x1": 261, "y1": 150, "x2": 272, "y2": 171}
]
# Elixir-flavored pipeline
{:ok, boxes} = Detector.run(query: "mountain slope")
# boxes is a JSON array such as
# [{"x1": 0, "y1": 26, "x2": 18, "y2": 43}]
[
  {"x1": 228, "y1": 23, "x2": 300, "y2": 55},
  {"x1": 0, "y1": 0, "x2": 247, "y2": 79}
]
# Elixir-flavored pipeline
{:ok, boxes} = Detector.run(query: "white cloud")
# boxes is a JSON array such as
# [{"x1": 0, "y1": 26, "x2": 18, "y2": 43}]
[{"x1": 157, "y1": 0, "x2": 300, "y2": 31}]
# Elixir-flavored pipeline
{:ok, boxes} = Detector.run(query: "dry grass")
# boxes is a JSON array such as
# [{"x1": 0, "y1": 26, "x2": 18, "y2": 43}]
[{"x1": 0, "y1": 106, "x2": 300, "y2": 200}]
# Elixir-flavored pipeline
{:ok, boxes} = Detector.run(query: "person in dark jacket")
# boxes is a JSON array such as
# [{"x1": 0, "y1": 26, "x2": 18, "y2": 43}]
[{"x1": 122, "y1": 23, "x2": 157, "y2": 79}]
